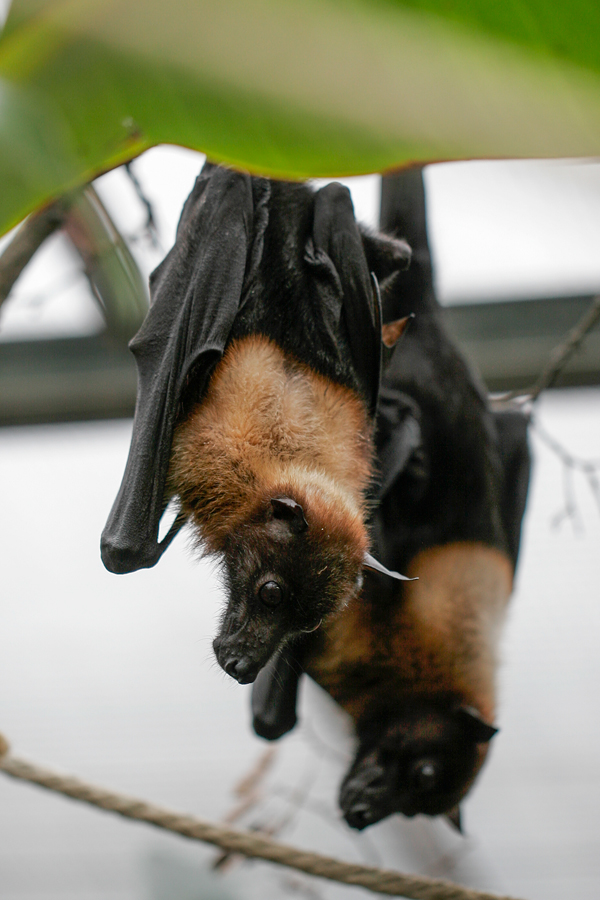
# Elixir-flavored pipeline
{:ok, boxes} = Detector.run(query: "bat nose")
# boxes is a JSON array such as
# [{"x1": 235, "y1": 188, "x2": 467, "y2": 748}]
[
  {"x1": 344, "y1": 802, "x2": 375, "y2": 830},
  {"x1": 222, "y1": 655, "x2": 258, "y2": 684},
  {"x1": 214, "y1": 632, "x2": 267, "y2": 683}
]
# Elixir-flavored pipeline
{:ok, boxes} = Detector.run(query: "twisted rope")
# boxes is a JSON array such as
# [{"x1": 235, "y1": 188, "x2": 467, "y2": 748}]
[{"x1": 0, "y1": 734, "x2": 524, "y2": 900}]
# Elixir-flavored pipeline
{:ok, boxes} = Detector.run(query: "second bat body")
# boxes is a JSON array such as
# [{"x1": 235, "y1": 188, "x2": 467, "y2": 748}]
[{"x1": 252, "y1": 168, "x2": 531, "y2": 830}]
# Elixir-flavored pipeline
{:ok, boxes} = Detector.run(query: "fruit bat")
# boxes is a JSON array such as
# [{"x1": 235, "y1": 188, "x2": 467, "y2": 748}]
[
  {"x1": 101, "y1": 162, "x2": 413, "y2": 684},
  {"x1": 251, "y1": 166, "x2": 531, "y2": 830}
]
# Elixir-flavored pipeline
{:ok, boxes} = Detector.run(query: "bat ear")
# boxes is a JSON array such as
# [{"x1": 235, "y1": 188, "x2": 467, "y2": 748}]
[
  {"x1": 446, "y1": 806, "x2": 464, "y2": 834},
  {"x1": 363, "y1": 552, "x2": 417, "y2": 582},
  {"x1": 271, "y1": 497, "x2": 308, "y2": 534},
  {"x1": 360, "y1": 229, "x2": 412, "y2": 278},
  {"x1": 361, "y1": 229, "x2": 412, "y2": 320},
  {"x1": 381, "y1": 314, "x2": 414, "y2": 348},
  {"x1": 456, "y1": 705, "x2": 499, "y2": 743}
]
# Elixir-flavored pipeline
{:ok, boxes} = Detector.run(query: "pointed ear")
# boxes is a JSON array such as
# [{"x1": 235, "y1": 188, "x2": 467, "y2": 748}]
[
  {"x1": 381, "y1": 314, "x2": 413, "y2": 349},
  {"x1": 271, "y1": 497, "x2": 308, "y2": 534},
  {"x1": 363, "y1": 552, "x2": 417, "y2": 582},
  {"x1": 360, "y1": 229, "x2": 412, "y2": 278},
  {"x1": 361, "y1": 229, "x2": 412, "y2": 321},
  {"x1": 456, "y1": 705, "x2": 499, "y2": 743},
  {"x1": 446, "y1": 806, "x2": 464, "y2": 834}
]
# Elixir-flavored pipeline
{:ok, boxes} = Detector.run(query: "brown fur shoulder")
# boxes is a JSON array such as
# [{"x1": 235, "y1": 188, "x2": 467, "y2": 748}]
[
  {"x1": 306, "y1": 542, "x2": 513, "y2": 723},
  {"x1": 167, "y1": 335, "x2": 374, "y2": 552}
]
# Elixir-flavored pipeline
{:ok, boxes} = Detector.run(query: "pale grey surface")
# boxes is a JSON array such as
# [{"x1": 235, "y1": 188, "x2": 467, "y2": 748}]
[
  {"x1": 425, "y1": 160, "x2": 600, "y2": 304},
  {"x1": 1, "y1": 387, "x2": 599, "y2": 899}
]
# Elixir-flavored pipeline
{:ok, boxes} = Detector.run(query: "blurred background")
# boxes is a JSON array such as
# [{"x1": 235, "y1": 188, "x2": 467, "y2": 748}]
[{"x1": 1, "y1": 151, "x2": 600, "y2": 900}]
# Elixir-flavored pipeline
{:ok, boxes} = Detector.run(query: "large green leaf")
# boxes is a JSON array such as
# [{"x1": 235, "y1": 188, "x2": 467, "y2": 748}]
[{"x1": 1, "y1": 0, "x2": 600, "y2": 234}]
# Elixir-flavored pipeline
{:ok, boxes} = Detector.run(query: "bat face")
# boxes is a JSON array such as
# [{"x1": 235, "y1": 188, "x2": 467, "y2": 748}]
[
  {"x1": 340, "y1": 702, "x2": 497, "y2": 829},
  {"x1": 212, "y1": 497, "x2": 364, "y2": 684}
]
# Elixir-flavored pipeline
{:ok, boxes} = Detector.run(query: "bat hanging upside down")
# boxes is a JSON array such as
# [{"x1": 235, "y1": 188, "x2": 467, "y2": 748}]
[
  {"x1": 251, "y1": 167, "x2": 531, "y2": 831},
  {"x1": 101, "y1": 162, "x2": 413, "y2": 683}
]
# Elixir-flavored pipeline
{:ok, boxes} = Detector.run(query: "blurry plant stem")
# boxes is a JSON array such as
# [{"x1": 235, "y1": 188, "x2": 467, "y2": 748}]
[
  {"x1": 490, "y1": 293, "x2": 600, "y2": 530},
  {"x1": 529, "y1": 294, "x2": 600, "y2": 400},
  {"x1": 0, "y1": 199, "x2": 68, "y2": 310},
  {"x1": 496, "y1": 293, "x2": 600, "y2": 407}
]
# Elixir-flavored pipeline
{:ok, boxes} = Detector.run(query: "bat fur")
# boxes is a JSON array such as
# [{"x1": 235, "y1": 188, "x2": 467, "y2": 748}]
[
  {"x1": 168, "y1": 335, "x2": 373, "y2": 556},
  {"x1": 168, "y1": 335, "x2": 374, "y2": 682}
]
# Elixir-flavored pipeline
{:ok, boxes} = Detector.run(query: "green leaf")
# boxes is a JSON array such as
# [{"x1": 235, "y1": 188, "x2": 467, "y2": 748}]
[{"x1": 1, "y1": 0, "x2": 600, "y2": 234}]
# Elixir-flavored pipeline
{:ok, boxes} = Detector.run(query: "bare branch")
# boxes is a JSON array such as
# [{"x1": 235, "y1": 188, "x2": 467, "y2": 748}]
[
  {"x1": 497, "y1": 293, "x2": 600, "y2": 406},
  {"x1": 0, "y1": 199, "x2": 68, "y2": 310},
  {"x1": 531, "y1": 416, "x2": 600, "y2": 531},
  {"x1": 530, "y1": 294, "x2": 600, "y2": 400},
  {"x1": 124, "y1": 160, "x2": 162, "y2": 250},
  {"x1": 490, "y1": 295, "x2": 600, "y2": 531}
]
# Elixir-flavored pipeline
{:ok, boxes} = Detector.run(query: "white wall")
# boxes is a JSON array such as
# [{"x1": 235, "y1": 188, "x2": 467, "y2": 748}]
[{"x1": 1, "y1": 387, "x2": 599, "y2": 900}]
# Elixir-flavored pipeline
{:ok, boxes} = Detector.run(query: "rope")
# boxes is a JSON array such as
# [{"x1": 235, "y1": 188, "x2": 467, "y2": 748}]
[{"x1": 0, "y1": 734, "x2": 525, "y2": 900}]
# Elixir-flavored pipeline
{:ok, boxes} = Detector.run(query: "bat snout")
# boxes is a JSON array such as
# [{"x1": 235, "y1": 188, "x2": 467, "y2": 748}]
[
  {"x1": 341, "y1": 789, "x2": 389, "y2": 831},
  {"x1": 339, "y1": 757, "x2": 390, "y2": 830},
  {"x1": 343, "y1": 801, "x2": 379, "y2": 831},
  {"x1": 215, "y1": 643, "x2": 261, "y2": 684},
  {"x1": 223, "y1": 655, "x2": 259, "y2": 684},
  {"x1": 213, "y1": 634, "x2": 272, "y2": 684}
]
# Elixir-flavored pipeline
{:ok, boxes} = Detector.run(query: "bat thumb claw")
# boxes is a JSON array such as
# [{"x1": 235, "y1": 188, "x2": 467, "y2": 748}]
[
  {"x1": 446, "y1": 806, "x2": 464, "y2": 834},
  {"x1": 363, "y1": 552, "x2": 417, "y2": 582},
  {"x1": 0, "y1": 733, "x2": 10, "y2": 758}
]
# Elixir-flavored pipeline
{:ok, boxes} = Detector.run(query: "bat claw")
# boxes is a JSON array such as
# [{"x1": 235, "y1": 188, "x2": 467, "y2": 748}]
[{"x1": 363, "y1": 552, "x2": 417, "y2": 582}]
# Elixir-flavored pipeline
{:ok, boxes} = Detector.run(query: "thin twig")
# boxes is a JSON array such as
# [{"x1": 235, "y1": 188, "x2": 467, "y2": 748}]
[
  {"x1": 124, "y1": 161, "x2": 162, "y2": 249},
  {"x1": 497, "y1": 293, "x2": 600, "y2": 406},
  {"x1": 490, "y1": 293, "x2": 600, "y2": 530},
  {"x1": 530, "y1": 415, "x2": 600, "y2": 531},
  {"x1": 0, "y1": 199, "x2": 68, "y2": 310},
  {"x1": 530, "y1": 294, "x2": 600, "y2": 400},
  {"x1": 233, "y1": 747, "x2": 277, "y2": 800}
]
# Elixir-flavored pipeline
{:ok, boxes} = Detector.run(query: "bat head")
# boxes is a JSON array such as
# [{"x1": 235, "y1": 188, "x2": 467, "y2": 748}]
[
  {"x1": 340, "y1": 700, "x2": 497, "y2": 830},
  {"x1": 213, "y1": 493, "x2": 367, "y2": 684}
]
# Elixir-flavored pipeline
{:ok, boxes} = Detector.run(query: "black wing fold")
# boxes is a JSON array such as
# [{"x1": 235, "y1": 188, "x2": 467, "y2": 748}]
[
  {"x1": 307, "y1": 182, "x2": 382, "y2": 416},
  {"x1": 101, "y1": 165, "x2": 261, "y2": 573}
]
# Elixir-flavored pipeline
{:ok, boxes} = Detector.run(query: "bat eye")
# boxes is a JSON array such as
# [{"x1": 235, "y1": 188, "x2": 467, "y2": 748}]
[
  {"x1": 408, "y1": 758, "x2": 441, "y2": 792},
  {"x1": 258, "y1": 580, "x2": 284, "y2": 608}
]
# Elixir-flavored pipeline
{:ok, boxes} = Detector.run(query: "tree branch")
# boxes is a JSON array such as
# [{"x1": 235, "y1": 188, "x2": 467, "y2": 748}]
[{"x1": 0, "y1": 199, "x2": 68, "y2": 310}]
